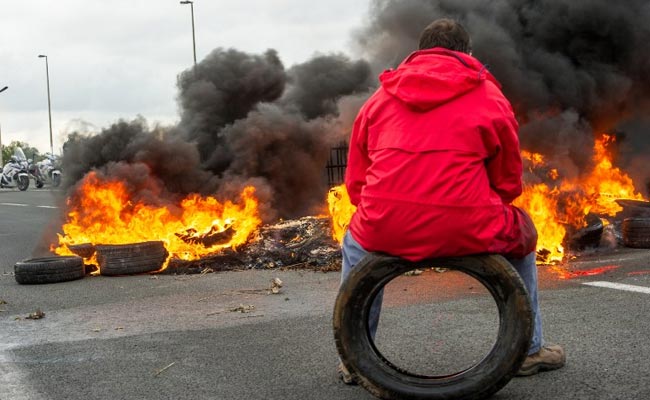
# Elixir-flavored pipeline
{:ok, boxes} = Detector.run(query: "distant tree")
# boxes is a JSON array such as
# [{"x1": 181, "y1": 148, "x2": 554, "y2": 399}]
[{"x1": 1, "y1": 141, "x2": 41, "y2": 165}]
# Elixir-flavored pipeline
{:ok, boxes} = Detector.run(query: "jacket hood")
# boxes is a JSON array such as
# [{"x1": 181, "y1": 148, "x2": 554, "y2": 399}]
[{"x1": 379, "y1": 48, "x2": 500, "y2": 112}]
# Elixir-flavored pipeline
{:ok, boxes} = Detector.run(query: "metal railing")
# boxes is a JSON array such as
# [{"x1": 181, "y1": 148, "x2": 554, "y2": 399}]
[{"x1": 325, "y1": 142, "x2": 348, "y2": 186}]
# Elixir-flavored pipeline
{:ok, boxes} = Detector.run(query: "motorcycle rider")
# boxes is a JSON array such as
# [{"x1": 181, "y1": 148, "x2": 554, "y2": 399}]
[
  {"x1": 37, "y1": 153, "x2": 62, "y2": 187},
  {"x1": 0, "y1": 153, "x2": 30, "y2": 190},
  {"x1": 1, "y1": 156, "x2": 19, "y2": 181}
]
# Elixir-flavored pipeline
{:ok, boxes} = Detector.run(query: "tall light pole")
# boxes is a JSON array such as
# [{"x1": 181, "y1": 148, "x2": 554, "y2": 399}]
[
  {"x1": 0, "y1": 85, "x2": 7, "y2": 166},
  {"x1": 38, "y1": 55, "x2": 54, "y2": 156},
  {"x1": 180, "y1": 1, "x2": 197, "y2": 67}
]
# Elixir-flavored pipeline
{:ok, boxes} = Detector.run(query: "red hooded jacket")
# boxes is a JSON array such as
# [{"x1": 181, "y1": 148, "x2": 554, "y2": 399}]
[{"x1": 345, "y1": 48, "x2": 537, "y2": 261}]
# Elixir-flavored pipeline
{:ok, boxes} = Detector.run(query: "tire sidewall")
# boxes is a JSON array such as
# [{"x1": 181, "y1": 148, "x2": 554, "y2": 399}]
[
  {"x1": 334, "y1": 254, "x2": 532, "y2": 400},
  {"x1": 622, "y1": 218, "x2": 650, "y2": 248},
  {"x1": 14, "y1": 256, "x2": 85, "y2": 284},
  {"x1": 96, "y1": 241, "x2": 168, "y2": 276}
]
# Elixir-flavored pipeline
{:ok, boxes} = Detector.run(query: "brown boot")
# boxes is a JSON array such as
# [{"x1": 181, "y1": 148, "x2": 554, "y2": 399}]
[
  {"x1": 337, "y1": 362, "x2": 357, "y2": 385},
  {"x1": 516, "y1": 343, "x2": 566, "y2": 377}
]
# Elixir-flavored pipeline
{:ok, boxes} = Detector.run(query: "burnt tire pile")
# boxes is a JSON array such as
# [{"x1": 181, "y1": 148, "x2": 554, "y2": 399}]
[
  {"x1": 333, "y1": 253, "x2": 533, "y2": 400},
  {"x1": 622, "y1": 218, "x2": 650, "y2": 248},
  {"x1": 96, "y1": 241, "x2": 168, "y2": 276},
  {"x1": 14, "y1": 256, "x2": 85, "y2": 284}
]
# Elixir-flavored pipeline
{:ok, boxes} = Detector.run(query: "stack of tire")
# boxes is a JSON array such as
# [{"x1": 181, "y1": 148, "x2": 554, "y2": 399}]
[
  {"x1": 622, "y1": 218, "x2": 650, "y2": 248},
  {"x1": 14, "y1": 241, "x2": 168, "y2": 284}
]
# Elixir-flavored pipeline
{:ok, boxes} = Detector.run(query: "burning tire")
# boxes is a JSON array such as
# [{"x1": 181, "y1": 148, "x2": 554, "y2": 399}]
[
  {"x1": 14, "y1": 256, "x2": 85, "y2": 284},
  {"x1": 333, "y1": 254, "x2": 532, "y2": 400},
  {"x1": 622, "y1": 218, "x2": 650, "y2": 248},
  {"x1": 615, "y1": 199, "x2": 650, "y2": 210},
  {"x1": 567, "y1": 213, "x2": 603, "y2": 250},
  {"x1": 68, "y1": 243, "x2": 96, "y2": 259},
  {"x1": 96, "y1": 241, "x2": 169, "y2": 276}
]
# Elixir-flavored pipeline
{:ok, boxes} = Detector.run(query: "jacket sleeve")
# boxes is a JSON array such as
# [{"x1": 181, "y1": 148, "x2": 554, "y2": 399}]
[
  {"x1": 345, "y1": 109, "x2": 371, "y2": 206},
  {"x1": 486, "y1": 111, "x2": 523, "y2": 204}
]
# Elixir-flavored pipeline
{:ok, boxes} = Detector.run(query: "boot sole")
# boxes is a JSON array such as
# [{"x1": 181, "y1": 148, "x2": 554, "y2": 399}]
[
  {"x1": 516, "y1": 360, "x2": 566, "y2": 377},
  {"x1": 338, "y1": 371, "x2": 357, "y2": 385},
  {"x1": 337, "y1": 365, "x2": 358, "y2": 385}
]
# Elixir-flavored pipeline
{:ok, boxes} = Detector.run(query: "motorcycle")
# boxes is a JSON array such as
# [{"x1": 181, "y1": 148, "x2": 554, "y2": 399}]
[
  {"x1": 0, "y1": 147, "x2": 30, "y2": 191},
  {"x1": 37, "y1": 154, "x2": 62, "y2": 188},
  {"x1": 28, "y1": 158, "x2": 45, "y2": 189}
]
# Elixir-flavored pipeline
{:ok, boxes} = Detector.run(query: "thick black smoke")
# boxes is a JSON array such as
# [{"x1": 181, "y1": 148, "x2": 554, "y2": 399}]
[
  {"x1": 61, "y1": 47, "x2": 372, "y2": 222},
  {"x1": 355, "y1": 0, "x2": 650, "y2": 189},
  {"x1": 60, "y1": 0, "x2": 650, "y2": 230},
  {"x1": 62, "y1": 117, "x2": 214, "y2": 195},
  {"x1": 280, "y1": 54, "x2": 373, "y2": 119},
  {"x1": 176, "y1": 49, "x2": 287, "y2": 172}
]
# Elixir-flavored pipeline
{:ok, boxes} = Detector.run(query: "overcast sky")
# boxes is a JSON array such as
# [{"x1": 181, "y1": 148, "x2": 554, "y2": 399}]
[{"x1": 0, "y1": 0, "x2": 371, "y2": 155}]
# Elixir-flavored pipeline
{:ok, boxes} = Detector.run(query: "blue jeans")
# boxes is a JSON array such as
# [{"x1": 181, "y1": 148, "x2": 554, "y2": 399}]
[{"x1": 340, "y1": 230, "x2": 543, "y2": 355}]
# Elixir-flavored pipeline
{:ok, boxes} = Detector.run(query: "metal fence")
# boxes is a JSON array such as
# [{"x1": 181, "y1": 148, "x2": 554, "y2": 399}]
[{"x1": 325, "y1": 142, "x2": 348, "y2": 186}]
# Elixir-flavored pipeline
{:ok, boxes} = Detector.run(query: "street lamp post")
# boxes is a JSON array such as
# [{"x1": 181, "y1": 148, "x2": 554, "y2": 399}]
[
  {"x1": 180, "y1": 1, "x2": 197, "y2": 67},
  {"x1": 0, "y1": 85, "x2": 7, "y2": 166},
  {"x1": 38, "y1": 55, "x2": 54, "y2": 156}
]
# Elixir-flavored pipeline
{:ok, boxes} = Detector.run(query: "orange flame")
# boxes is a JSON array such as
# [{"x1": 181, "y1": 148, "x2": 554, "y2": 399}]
[
  {"x1": 53, "y1": 171, "x2": 262, "y2": 271},
  {"x1": 513, "y1": 183, "x2": 566, "y2": 263},
  {"x1": 327, "y1": 184, "x2": 356, "y2": 243},
  {"x1": 582, "y1": 134, "x2": 645, "y2": 215},
  {"x1": 514, "y1": 134, "x2": 645, "y2": 263},
  {"x1": 521, "y1": 150, "x2": 546, "y2": 169},
  {"x1": 328, "y1": 134, "x2": 646, "y2": 264}
]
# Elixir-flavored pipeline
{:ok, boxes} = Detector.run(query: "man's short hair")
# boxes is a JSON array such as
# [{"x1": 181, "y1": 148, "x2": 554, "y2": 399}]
[{"x1": 418, "y1": 18, "x2": 472, "y2": 54}]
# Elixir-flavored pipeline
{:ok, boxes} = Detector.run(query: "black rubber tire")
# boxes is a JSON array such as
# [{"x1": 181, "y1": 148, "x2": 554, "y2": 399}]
[
  {"x1": 622, "y1": 218, "x2": 650, "y2": 248},
  {"x1": 96, "y1": 241, "x2": 168, "y2": 276},
  {"x1": 567, "y1": 213, "x2": 603, "y2": 250},
  {"x1": 615, "y1": 199, "x2": 650, "y2": 209},
  {"x1": 333, "y1": 254, "x2": 532, "y2": 400},
  {"x1": 18, "y1": 175, "x2": 29, "y2": 191},
  {"x1": 67, "y1": 243, "x2": 96, "y2": 259},
  {"x1": 15, "y1": 256, "x2": 85, "y2": 284},
  {"x1": 96, "y1": 241, "x2": 167, "y2": 255}
]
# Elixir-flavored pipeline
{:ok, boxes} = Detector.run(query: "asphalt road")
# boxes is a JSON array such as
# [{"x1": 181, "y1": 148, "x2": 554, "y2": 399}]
[{"x1": 1, "y1": 187, "x2": 650, "y2": 400}]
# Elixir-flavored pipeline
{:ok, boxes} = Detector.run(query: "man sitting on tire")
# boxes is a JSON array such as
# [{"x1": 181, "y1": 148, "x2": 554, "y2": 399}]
[{"x1": 339, "y1": 18, "x2": 565, "y2": 383}]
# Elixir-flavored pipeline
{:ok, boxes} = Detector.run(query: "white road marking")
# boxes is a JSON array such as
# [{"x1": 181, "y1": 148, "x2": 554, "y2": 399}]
[
  {"x1": 0, "y1": 203, "x2": 58, "y2": 209},
  {"x1": 582, "y1": 281, "x2": 650, "y2": 294}
]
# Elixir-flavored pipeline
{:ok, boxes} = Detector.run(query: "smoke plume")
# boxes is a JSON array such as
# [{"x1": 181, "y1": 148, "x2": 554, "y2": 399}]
[
  {"x1": 354, "y1": 0, "x2": 650, "y2": 191},
  {"x1": 62, "y1": 47, "x2": 372, "y2": 221},
  {"x1": 61, "y1": 0, "x2": 650, "y2": 227}
]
